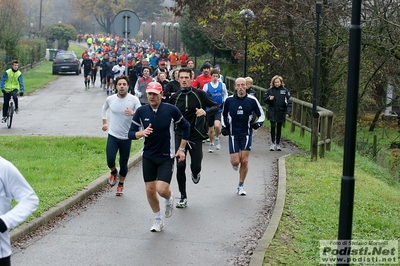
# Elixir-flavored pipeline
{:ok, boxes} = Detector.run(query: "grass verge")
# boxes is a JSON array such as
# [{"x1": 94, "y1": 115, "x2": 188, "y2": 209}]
[
  {"x1": 263, "y1": 125, "x2": 400, "y2": 265},
  {"x1": 2, "y1": 136, "x2": 142, "y2": 221}
]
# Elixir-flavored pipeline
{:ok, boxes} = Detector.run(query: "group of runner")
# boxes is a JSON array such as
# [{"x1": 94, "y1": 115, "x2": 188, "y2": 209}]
[
  {"x1": 102, "y1": 66, "x2": 267, "y2": 232},
  {"x1": 93, "y1": 34, "x2": 292, "y2": 232},
  {"x1": 78, "y1": 34, "x2": 193, "y2": 95}
]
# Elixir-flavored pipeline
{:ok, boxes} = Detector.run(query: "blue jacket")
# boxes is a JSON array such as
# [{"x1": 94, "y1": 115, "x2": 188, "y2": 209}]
[
  {"x1": 222, "y1": 94, "x2": 265, "y2": 137},
  {"x1": 128, "y1": 102, "x2": 190, "y2": 161}
]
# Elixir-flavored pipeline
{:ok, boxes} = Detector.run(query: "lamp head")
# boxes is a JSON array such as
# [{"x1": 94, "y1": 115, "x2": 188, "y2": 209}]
[{"x1": 239, "y1": 9, "x2": 255, "y2": 21}]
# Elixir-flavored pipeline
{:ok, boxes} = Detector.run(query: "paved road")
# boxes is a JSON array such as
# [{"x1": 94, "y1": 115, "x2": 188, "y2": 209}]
[
  {"x1": 5, "y1": 73, "x2": 295, "y2": 265},
  {"x1": 0, "y1": 73, "x2": 105, "y2": 137}
]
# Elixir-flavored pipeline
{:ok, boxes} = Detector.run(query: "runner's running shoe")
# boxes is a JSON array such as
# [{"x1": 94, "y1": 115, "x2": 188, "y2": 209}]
[
  {"x1": 215, "y1": 138, "x2": 221, "y2": 150},
  {"x1": 165, "y1": 193, "x2": 174, "y2": 218},
  {"x1": 108, "y1": 170, "x2": 118, "y2": 186},
  {"x1": 150, "y1": 217, "x2": 164, "y2": 232},
  {"x1": 232, "y1": 165, "x2": 239, "y2": 171},
  {"x1": 208, "y1": 143, "x2": 214, "y2": 153},
  {"x1": 176, "y1": 197, "x2": 187, "y2": 208},
  {"x1": 237, "y1": 186, "x2": 247, "y2": 196},
  {"x1": 276, "y1": 144, "x2": 282, "y2": 151},
  {"x1": 191, "y1": 173, "x2": 201, "y2": 184},
  {"x1": 116, "y1": 186, "x2": 123, "y2": 196}
]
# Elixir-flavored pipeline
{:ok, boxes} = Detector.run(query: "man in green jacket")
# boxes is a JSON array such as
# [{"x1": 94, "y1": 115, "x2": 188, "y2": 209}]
[{"x1": 1, "y1": 60, "x2": 24, "y2": 123}]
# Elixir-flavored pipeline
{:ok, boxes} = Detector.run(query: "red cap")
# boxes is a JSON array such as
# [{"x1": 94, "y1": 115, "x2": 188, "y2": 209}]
[
  {"x1": 160, "y1": 60, "x2": 166, "y2": 65},
  {"x1": 146, "y1": 82, "x2": 163, "y2": 94}
]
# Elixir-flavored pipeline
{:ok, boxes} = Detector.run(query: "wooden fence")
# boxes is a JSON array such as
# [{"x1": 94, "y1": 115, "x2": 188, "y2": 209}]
[{"x1": 225, "y1": 76, "x2": 334, "y2": 160}]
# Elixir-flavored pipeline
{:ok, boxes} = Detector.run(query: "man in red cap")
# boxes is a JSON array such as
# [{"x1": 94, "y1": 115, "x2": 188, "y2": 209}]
[
  {"x1": 128, "y1": 82, "x2": 190, "y2": 232},
  {"x1": 152, "y1": 60, "x2": 170, "y2": 80}
]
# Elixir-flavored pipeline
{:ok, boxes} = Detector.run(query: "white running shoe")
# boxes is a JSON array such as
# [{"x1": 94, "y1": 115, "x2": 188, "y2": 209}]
[
  {"x1": 215, "y1": 138, "x2": 221, "y2": 150},
  {"x1": 237, "y1": 186, "x2": 247, "y2": 196},
  {"x1": 208, "y1": 143, "x2": 214, "y2": 153},
  {"x1": 276, "y1": 144, "x2": 282, "y2": 151},
  {"x1": 232, "y1": 165, "x2": 239, "y2": 171},
  {"x1": 269, "y1": 143, "x2": 276, "y2": 151},
  {"x1": 165, "y1": 194, "x2": 174, "y2": 218},
  {"x1": 150, "y1": 218, "x2": 164, "y2": 232}
]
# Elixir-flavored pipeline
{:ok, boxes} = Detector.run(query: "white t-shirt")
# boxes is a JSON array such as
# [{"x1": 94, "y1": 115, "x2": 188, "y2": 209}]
[
  {"x1": 102, "y1": 94, "x2": 141, "y2": 140},
  {"x1": 0, "y1": 156, "x2": 39, "y2": 258},
  {"x1": 111, "y1": 65, "x2": 126, "y2": 80}
]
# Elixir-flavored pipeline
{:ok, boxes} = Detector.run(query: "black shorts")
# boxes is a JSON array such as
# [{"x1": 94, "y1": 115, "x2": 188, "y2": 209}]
[
  {"x1": 206, "y1": 112, "x2": 221, "y2": 127},
  {"x1": 84, "y1": 71, "x2": 91, "y2": 78},
  {"x1": 142, "y1": 156, "x2": 174, "y2": 183}
]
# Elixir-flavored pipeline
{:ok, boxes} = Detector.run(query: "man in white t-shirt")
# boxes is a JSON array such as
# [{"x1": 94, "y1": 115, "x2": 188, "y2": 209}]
[
  {"x1": 0, "y1": 156, "x2": 39, "y2": 266},
  {"x1": 102, "y1": 76, "x2": 141, "y2": 196},
  {"x1": 111, "y1": 59, "x2": 126, "y2": 93}
]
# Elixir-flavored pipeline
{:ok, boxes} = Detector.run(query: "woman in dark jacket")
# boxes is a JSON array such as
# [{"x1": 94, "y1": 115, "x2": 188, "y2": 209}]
[
  {"x1": 263, "y1": 75, "x2": 292, "y2": 151},
  {"x1": 164, "y1": 68, "x2": 181, "y2": 102}
]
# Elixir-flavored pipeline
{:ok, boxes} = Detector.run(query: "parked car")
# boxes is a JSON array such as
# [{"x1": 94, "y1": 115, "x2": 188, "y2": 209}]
[{"x1": 52, "y1": 52, "x2": 81, "y2": 75}]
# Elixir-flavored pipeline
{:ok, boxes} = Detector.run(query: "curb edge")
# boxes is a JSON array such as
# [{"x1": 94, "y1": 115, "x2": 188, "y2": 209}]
[{"x1": 249, "y1": 154, "x2": 289, "y2": 266}]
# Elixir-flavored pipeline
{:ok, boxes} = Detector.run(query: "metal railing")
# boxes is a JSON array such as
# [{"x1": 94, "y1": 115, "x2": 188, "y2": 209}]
[{"x1": 225, "y1": 76, "x2": 334, "y2": 160}]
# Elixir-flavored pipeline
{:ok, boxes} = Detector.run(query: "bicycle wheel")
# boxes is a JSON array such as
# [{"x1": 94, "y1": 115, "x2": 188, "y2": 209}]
[{"x1": 7, "y1": 102, "x2": 14, "y2": 129}]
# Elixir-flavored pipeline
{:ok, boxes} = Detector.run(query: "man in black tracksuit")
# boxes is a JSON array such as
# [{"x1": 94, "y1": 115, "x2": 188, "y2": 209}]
[{"x1": 169, "y1": 68, "x2": 219, "y2": 208}]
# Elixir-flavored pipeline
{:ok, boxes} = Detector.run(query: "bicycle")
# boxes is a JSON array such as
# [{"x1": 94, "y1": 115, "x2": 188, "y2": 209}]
[{"x1": 3, "y1": 90, "x2": 17, "y2": 129}]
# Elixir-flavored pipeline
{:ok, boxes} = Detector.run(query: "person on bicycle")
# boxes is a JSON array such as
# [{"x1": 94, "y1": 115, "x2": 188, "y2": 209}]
[{"x1": 1, "y1": 60, "x2": 24, "y2": 123}]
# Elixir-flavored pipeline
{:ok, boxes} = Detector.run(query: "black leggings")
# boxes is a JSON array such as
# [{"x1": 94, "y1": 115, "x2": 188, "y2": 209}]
[
  {"x1": 0, "y1": 256, "x2": 10, "y2": 266},
  {"x1": 2, "y1": 90, "x2": 18, "y2": 117},
  {"x1": 106, "y1": 134, "x2": 132, "y2": 177},
  {"x1": 91, "y1": 69, "x2": 98, "y2": 84},
  {"x1": 100, "y1": 70, "x2": 106, "y2": 84},
  {"x1": 270, "y1": 121, "x2": 283, "y2": 144},
  {"x1": 175, "y1": 136, "x2": 203, "y2": 198}
]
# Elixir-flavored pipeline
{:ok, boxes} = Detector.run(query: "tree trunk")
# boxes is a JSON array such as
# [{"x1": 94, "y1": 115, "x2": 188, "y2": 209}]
[{"x1": 369, "y1": 109, "x2": 384, "y2": 132}]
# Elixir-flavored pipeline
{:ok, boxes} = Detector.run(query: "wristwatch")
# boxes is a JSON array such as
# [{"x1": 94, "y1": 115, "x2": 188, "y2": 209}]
[{"x1": 178, "y1": 147, "x2": 186, "y2": 152}]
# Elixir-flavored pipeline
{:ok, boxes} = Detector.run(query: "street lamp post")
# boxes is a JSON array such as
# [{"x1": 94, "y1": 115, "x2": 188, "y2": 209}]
[
  {"x1": 166, "y1": 22, "x2": 172, "y2": 48},
  {"x1": 173, "y1": 23, "x2": 179, "y2": 51},
  {"x1": 239, "y1": 9, "x2": 255, "y2": 77},
  {"x1": 162, "y1": 22, "x2": 166, "y2": 43},
  {"x1": 39, "y1": 0, "x2": 43, "y2": 33},
  {"x1": 151, "y1": 22, "x2": 157, "y2": 44},
  {"x1": 142, "y1": 21, "x2": 147, "y2": 40},
  {"x1": 337, "y1": 0, "x2": 362, "y2": 264}
]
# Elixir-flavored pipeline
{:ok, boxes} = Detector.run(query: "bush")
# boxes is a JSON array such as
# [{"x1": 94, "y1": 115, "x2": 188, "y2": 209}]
[{"x1": 0, "y1": 38, "x2": 47, "y2": 73}]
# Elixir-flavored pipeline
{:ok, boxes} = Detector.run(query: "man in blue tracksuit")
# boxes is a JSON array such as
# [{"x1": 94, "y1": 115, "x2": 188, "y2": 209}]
[
  {"x1": 221, "y1": 77, "x2": 265, "y2": 196},
  {"x1": 128, "y1": 82, "x2": 190, "y2": 232}
]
